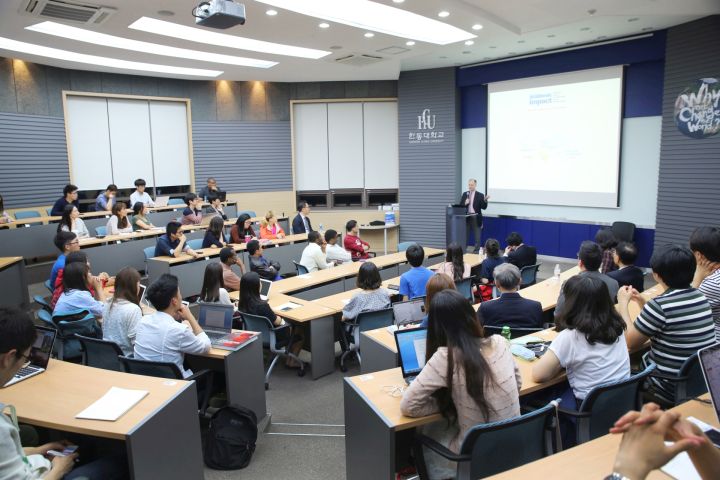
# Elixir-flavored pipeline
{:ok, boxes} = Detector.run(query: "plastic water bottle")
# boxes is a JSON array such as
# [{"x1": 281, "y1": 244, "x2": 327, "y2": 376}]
[
  {"x1": 501, "y1": 326, "x2": 512, "y2": 342},
  {"x1": 554, "y1": 264, "x2": 561, "y2": 280},
  {"x1": 319, "y1": 224, "x2": 324, "y2": 234}
]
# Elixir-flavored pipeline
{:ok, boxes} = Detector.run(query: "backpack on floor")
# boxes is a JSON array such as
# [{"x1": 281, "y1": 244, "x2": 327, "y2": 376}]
[{"x1": 203, "y1": 405, "x2": 258, "y2": 470}]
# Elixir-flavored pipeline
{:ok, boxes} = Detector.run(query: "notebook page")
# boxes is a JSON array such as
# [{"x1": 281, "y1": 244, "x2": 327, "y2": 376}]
[{"x1": 75, "y1": 387, "x2": 149, "y2": 421}]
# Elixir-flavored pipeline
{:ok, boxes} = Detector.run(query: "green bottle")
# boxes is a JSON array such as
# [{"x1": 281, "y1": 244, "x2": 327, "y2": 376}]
[{"x1": 501, "y1": 325, "x2": 512, "y2": 341}]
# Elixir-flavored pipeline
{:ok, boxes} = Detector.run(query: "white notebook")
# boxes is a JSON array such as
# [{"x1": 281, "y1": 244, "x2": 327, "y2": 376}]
[{"x1": 75, "y1": 387, "x2": 149, "y2": 421}]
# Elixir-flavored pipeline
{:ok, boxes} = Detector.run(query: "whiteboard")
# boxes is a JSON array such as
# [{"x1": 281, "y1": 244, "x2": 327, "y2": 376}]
[
  {"x1": 363, "y1": 102, "x2": 398, "y2": 189},
  {"x1": 149, "y1": 101, "x2": 192, "y2": 187},
  {"x1": 65, "y1": 96, "x2": 112, "y2": 190},
  {"x1": 107, "y1": 98, "x2": 154, "y2": 190},
  {"x1": 328, "y1": 102, "x2": 364, "y2": 189},
  {"x1": 294, "y1": 103, "x2": 329, "y2": 190}
]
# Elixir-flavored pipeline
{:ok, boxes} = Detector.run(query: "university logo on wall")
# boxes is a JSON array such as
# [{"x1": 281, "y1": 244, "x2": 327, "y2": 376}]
[
  {"x1": 674, "y1": 77, "x2": 720, "y2": 139},
  {"x1": 408, "y1": 108, "x2": 445, "y2": 144}
]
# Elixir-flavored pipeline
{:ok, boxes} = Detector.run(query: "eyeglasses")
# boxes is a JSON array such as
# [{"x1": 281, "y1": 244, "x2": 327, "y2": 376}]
[{"x1": 68, "y1": 240, "x2": 80, "y2": 246}]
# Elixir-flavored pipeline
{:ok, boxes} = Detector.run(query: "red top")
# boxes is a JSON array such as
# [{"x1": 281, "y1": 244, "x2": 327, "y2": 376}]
[{"x1": 344, "y1": 233, "x2": 369, "y2": 260}]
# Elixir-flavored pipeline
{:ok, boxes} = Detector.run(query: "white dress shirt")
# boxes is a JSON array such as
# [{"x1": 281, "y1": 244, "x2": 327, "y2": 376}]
[
  {"x1": 133, "y1": 311, "x2": 211, "y2": 378},
  {"x1": 325, "y1": 243, "x2": 352, "y2": 263},
  {"x1": 300, "y1": 242, "x2": 334, "y2": 272},
  {"x1": 130, "y1": 191, "x2": 155, "y2": 207}
]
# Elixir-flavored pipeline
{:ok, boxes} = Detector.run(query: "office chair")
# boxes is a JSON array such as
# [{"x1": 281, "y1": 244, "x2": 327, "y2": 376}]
[
  {"x1": 168, "y1": 198, "x2": 185, "y2": 206},
  {"x1": 340, "y1": 308, "x2": 394, "y2": 372},
  {"x1": 33, "y1": 294, "x2": 52, "y2": 313},
  {"x1": 293, "y1": 261, "x2": 309, "y2": 275},
  {"x1": 397, "y1": 242, "x2": 414, "y2": 252},
  {"x1": 519, "y1": 263, "x2": 541, "y2": 287},
  {"x1": 51, "y1": 310, "x2": 101, "y2": 361},
  {"x1": 186, "y1": 238, "x2": 203, "y2": 250},
  {"x1": 647, "y1": 354, "x2": 706, "y2": 406},
  {"x1": 237, "y1": 210, "x2": 257, "y2": 218},
  {"x1": 611, "y1": 221, "x2": 636, "y2": 242},
  {"x1": 75, "y1": 335, "x2": 125, "y2": 372},
  {"x1": 44, "y1": 279, "x2": 54, "y2": 294},
  {"x1": 143, "y1": 246, "x2": 156, "y2": 274},
  {"x1": 94, "y1": 226, "x2": 107, "y2": 236},
  {"x1": 14, "y1": 210, "x2": 41, "y2": 220},
  {"x1": 45, "y1": 208, "x2": 53, "y2": 216},
  {"x1": 456, "y1": 278, "x2": 474, "y2": 302}
]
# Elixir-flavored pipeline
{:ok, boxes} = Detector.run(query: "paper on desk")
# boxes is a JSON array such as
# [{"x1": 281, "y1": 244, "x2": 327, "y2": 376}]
[
  {"x1": 660, "y1": 443, "x2": 700, "y2": 480},
  {"x1": 342, "y1": 299, "x2": 351, "y2": 305},
  {"x1": 75, "y1": 387, "x2": 148, "y2": 421},
  {"x1": 276, "y1": 302, "x2": 302, "y2": 311},
  {"x1": 298, "y1": 274, "x2": 312, "y2": 279}
]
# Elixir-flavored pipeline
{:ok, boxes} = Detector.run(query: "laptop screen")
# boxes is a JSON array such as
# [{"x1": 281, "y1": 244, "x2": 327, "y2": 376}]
[
  {"x1": 198, "y1": 304, "x2": 233, "y2": 333},
  {"x1": 30, "y1": 326, "x2": 56, "y2": 368},
  {"x1": 260, "y1": 279, "x2": 272, "y2": 297},
  {"x1": 395, "y1": 327, "x2": 427, "y2": 377},
  {"x1": 392, "y1": 298, "x2": 425, "y2": 326},
  {"x1": 699, "y1": 343, "x2": 720, "y2": 421}
]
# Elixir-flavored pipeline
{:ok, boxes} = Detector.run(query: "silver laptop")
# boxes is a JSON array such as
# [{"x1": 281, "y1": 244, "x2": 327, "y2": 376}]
[
  {"x1": 393, "y1": 327, "x2": 427, "y2": 385},
  {"x1": 4, "y1": 326, "x2": 56, "y2": 387},
  {"x1": 698, "y1": 343, "x2": 720, "y2": 447},
  {"x1": 392, "y1": 298, "x2": 425, "y2": 326},
  {"x1": 197, "y1": 303, "x2": 234, "y2": 340},
  {"x1": 154, "y1": 196, "x2": 170, "y2": 207},
  {"x1": 260, "y1": 278, "x2": 272, "y2": 301}
]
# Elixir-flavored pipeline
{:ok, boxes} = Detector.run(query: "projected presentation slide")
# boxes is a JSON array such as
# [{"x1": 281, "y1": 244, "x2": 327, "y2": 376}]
[{"x1": 487, "y1": 66, "x2": 624, "y2": 208}]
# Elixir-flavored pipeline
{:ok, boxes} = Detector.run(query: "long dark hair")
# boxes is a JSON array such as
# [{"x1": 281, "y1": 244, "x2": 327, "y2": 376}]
[
  {"x1": 484, "y1": 238, "x2": 500, "y2": 258},
  {"x1": 132, "y1": 202, "x2": 145, "y2": 217},
  {"x1": 445, "y1": 243, "x2": 465, "y2": 282},
  {"x1": 62, "y1": 261, "x2": 90, "y2": 293},
  {"x1": 209, "y1": 216, "x2": 225, "y2": 240},
  {"x1": 112, "y1": 202, "x2": 128, "y2": 229},
  {"x1": 556, "y1": 275, "x2": 626, "y2": 345},
  {"x1": 594, "y1": 229, "x2": 617, "y2": 251},
  {"x1": 235, "y1": 213, "x2": 254, "y2": 236},
  {"x1": 199, "y1": 263, "x2": 224, "y2": 302},
  {"x1": 238, "y1": 271, "x2": 263, "y2": 311},
  {"x1": 426, "y1": 289, "x2": 496, "y2": 422},
  {"x1": 111, "y1": 267, "x2": 141, "y2": 308},
  {"x1": 57, "y1": 204, "x2": 76, "y2": 232}
]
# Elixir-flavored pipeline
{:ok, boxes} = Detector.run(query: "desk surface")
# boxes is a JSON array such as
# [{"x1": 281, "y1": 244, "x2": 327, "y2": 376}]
[
  {"x1": 0, "y1": 256, "x2": 23, "y2": 269},
  {"x1": 227, "y1": 291, "x2": 336, "y2": 323},
  {"x1": 359, "y1": 224, "x2": 399, "y2": 231},
  {"x1": 0, "y1": 360, "x2": 190, "y2": 440}
]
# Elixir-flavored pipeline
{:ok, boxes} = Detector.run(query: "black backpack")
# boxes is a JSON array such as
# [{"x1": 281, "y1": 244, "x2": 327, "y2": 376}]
[{"x1": 203, "y1": 405, "x2": 258, "y2": 470}]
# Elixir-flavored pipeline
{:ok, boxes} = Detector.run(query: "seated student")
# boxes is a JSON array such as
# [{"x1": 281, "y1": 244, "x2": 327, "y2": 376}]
[
  {"x1": 0, "y1": 306, "x2": 128, "y2": 480},
  {"x1": 155, "y1": 221, "x2": 199, "y2": 258},
  {"x1": 342, "y1": 263, "x2": 391, "y2": 322},
  {"x1": 300, "y1": 231, "x2": 335, "y2": 273},
  {"x1": 230, "y1": 213, "x2": 256, "y2": 244},
  {"x1": 503, "y1": 231, "x2": 537, "y2": 270},
  {"x1": 399, "y1": 243, "x2": 434, "y2": 300},
  {"x1": 479, "y1": 238, "x2": 505, "y2": 285},
  {"x1": 219, "y1": 247, "x2": 244, "y2": 292},
  {"x1": 180, "y1": 193, "x2": 203, "y2": 226},
  {"x1": 50, "y1": 251, "x2": 107, "y2": 309},
  {"x1": 480, "y1": 263, "x2": 543, "y2": 329},
  {"x1": 94, "y1": 184, "x2": 117, "y2": 212},
  {"x1": 419, "y1": 273, "x2": 457, "y2": 328},
  {"x1": 57, "y1": 204, "x2": 90, "y2": 238},
  {"x1": 595, "y1": 229, "x2": 619, "y2": 274},
  {"x1": 202, "y1": 216, "x2": 227, "y2": 249},
  {"x1": 292, "y1": 201, "x2": 312, "y2": 234},
  {"x1": 131, "y1": 202, "x2": 156, "y2": 231},
  {"x1": 435, "y1": 242, "x2": 471, "y2": 282},
  {"x1": 102, "y1": 267, "x2": 142, "y2": 356},
  {"x1": 49, "y1": 231, "x2": 80, "y2": 288},
  {"x1": 617, "y1": 244, "x2": 715, "y2": 405},
  {"x1": 204, "y1": 192, "x2": 227, "y2": 220},
  {"x1": 325, "y1": 229, "x2": 351, "y2": 264},
  {"x1": 690, "y1": 226, "x2": 720, "y2": 341},
  {"x1": 401, "y1": 290, "x2": 521, "y2": 479},
  {"x1": 607, "y1": 241, "x2": 645, "y2": 292},
  {"x1": 198, "y1": 177, "x2": 220, "y2": 201},
  {"x1": 0, "y1": 193, "x2": 12, "y2": 225},
  {"x1": 343, "y1": 220, "x2": 371, "y2": 261},
  {"x1": 134, "y1": 274, "x2": 210, "y2": 378},
  {"x1": 555, "y1": 241, "x2": 619, "y2": 317},
  {"x1": 247, "y1": 240, "x2": 281, "y2": 281},
  {"x1": 533, "y1": 275, "x2": 630, "y2": 408},
  {"x1": 259, "y1": 211, "x2": 285, "y2": 240},
  {"x1": 53, "y1": 261, "x2": 107, "y2": 318},
  {"x1": 50, "y1": 184, "x2": 79, "y2": 217},
  {"x1": 198, "y1": 263, "x2": 233, "y2": 306},
  {"x1": 129, "y1": 178, "x2": 154, "y2": 207},
  {"x1": 106, "y1": 201, "x2": 133, "y2": 235}
]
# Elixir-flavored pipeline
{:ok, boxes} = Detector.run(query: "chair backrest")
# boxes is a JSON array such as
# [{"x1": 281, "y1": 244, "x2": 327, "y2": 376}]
[
  {"x1": 397, "y1": 242, "x2": 414, "y2": 252},
  {"x1": 119, "y1": 356, "x2": 184, "y2": 379},
  {"x1": 168, "y1": 198, "x2": 185, "y2": 205},
  {"x1": 51, "y1": 311, "x2": 99, "y2": 360},
  {"x1": 46, "y1": 208, "x2": 53, "y2": 216},
  {"x1": 44, "y1": 279, "x2": 53, "y2": 294},
  {"x1": 33, "y1": 294, "x2": 52, "y2": 312},
  {"x1": 356, "y1": 308, "x2": 394, "y2": 332},
  {"x1": 239, "y1": 312, "x2": 274, "y2": 348},
  {"x1": 481, "y1": 325, "x2": 542, "y2": 339},
  {"x1": 456, "y1": 277, "x2": 473, "y2": 302},
  {"x1": 293, "y1": 260, "x2": 309, "y2": 275},
  {"x1": 143, "y1": 246, "x2": 156, "y2": 261},
  {"x1": 611, "y1": 222, "x2": 636, "y2": 242},
  {"x1": 579, "y1": 363, "x2": 656, "y2": 441},
  {"x1": 460, "y1": 401, "x2": 557, "y2": 479},
  {"x1": 14, "y1": 210, "x2": 41, "y2": 220},
  {"x1": 36, "y1": 309, "x2": 54, "y2": 328},
  {"x1": 237, "y1": 210, "x2": 257, "y2": 218},
  {"x1": 520, "y1": 263, "x2": 541, "y2": 286},
  {"x1": 187, "y1": 238, "x2": 203, "y2": 250},
  {"x1": 95, "y1": 226, "x2": 107, "y2": 236},
  {"x1": 676, "y1": 353, "x2": 707, "y2": 404},
  {"x1": 75, "y1": 334, "x2": 124, "y2": 372}
]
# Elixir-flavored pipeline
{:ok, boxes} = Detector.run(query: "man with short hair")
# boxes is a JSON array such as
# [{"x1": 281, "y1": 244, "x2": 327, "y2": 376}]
[
  {"x1": 479, "y1": 263, "x2": 543, "y2": 329},
  {"x1": 292, "y1": 201, "x2": 312, "y2": 234},
  {"x1": 607, "y1": 241, "x2": 645, "y2": 292},
  {"x1": 181, "y1": 193, "x2": 203, "y2": 226},
  {"x1": 399, "y1": 243, "x2": 434, "y2": 301},
  {"x1": 49, "y1": 231, "x2": 80, "y2": 287},
  {"x1": 134, "y1": 274, "x2": 211, "y2": 378},
  {"x1": 204, "y1": 193, "x2": 227, "y2": 220},
  {"x1": 155, "y1": 221, "x2": 199, "y2": 258},
  {"x1": 300, "y1": 231, "x2": 335, "y2": 272},
  {"x1": 325, "y1": 229, "x2": 351, "y2": 263},
  {"x1": 247, "y1": 240, "x2": 281, "y2": 280},
  {"x1": 198, "y1": 177, "x2": 220, "y2": 201},
  {"x1": 459, "y1": 178, "x2": 489, "y2": 253},
  {"x1": 94, "y1": 184, "x2": 117, "y2": 212},
  {"x1": 343, "y1": 220, "x2": 370, "y2": 261},
  {"x1": 618, "y1": 244, "x2": 716, "y2": 404},
  {"x1": 219, "y1": 247, "x2": 244, "y2": 291},
  {"x1": 690, "y1": 226, "x2": 720, "y2": 341},
  {"x1": 50, "y1": 184, "x2": 80, "y2": 217},
  {"x1": 130, "y1": 178, "x2": 154, "y2": 207},
  {"x1": 555, "y1": 240, "x2": 619, "y2": 317},
  {"x1": 504, "y1": 232, "x2": 537, "y2": 270}
]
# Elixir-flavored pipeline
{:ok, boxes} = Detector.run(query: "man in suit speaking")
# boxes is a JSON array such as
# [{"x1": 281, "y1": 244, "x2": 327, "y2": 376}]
[{"x1": 459, "y1": 179, "x2": 489, "y2": 253}]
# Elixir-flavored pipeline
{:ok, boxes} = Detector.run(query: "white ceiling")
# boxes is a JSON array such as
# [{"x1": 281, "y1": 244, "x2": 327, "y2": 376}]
[{"x1": 0, "y1": 0, "x2": 717, "y2": 82}]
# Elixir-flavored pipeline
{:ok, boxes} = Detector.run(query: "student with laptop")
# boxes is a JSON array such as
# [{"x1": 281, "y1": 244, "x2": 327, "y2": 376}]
[
  {"x1": 129, "y1": 178, "x2": 155, "y2": 207},
  {"x1": 106, "y1": 201, "x2": 133, "y2": 235},
  {"x1": 219, "y1": 247, "x2": 244, "y2": 292},
  {"x1": 202, "y1": 216, "x2": 227, "y2": 249},
  {"x1": 341, "y1": 263, "x2": 391, "y2": 322},
  {"x1": 53, "y1": 261, "x2": 107, "y2": 318},
  {"x1": 399, "y1": 243, "x2": 434, "y2": 301},
  {"x1": 102, "y1": 267, "x2": 143, "y2": 356},
  {"x1": 180, "y1": 193, "x2": 203, "y2": 226},
  {"x1": 131, "y1": 202, "x2": 156, "y2": 231},
  {"x1": 247, "y1": 240, "x2": 281, "y2": 281},
  {"x1": 49, "y1": 231, "x2": 80, "y2": 288},
  {"x1": 134, "y1": 274, "x2": 211, "y2": 378},
  {"x1": 198, "y1": 263, "x2": 233, "y2": 306},
  {"x1": 400, "y1": 290, "x2": 521, "y2": 479},
  {"x1": 50, "y1": 184, "x2": 80, "y2": 217},
  {"x1": 204, "y1": 192, "x2": 227, "y2": 220},
  {"x1": 155, "y1": 221, "x2": 200, "y2": 258},
  {"x1": 94, "y1": 184, "x2": 117, "y2": 212}
]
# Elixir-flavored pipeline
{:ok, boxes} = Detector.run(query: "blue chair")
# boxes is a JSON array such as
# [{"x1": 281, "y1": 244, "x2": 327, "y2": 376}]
[
  {"x1": 33, "y1": 295, "x2": 52, "y2": 313},
  {"x1": 14, "y1": 210, "x2": 41, "y2": 220},
  {"x1": 456, "y1": 278, "x2": 474, "y2": 302},
  {"x1": 168, "y1": 198, "x2": 185, "y2": 206},
  {"x1": 414, "y1": 401, "x2": 559, "y2": 479},
  {"x1": 648, "y1": 354, "x2": 706, "y2": 406},
  {"x1": 45, "y1": 208, "x2": 53, "y2": 216},
  {"x1": 51, "y1": 310, "x2": 101, "y2": 361},
  {"x1": 520, "y1": 263, "x2": 541, "y2": 288},
  {"x1": 293, "y1": 261, "x2": 309, "y2": 275},
  {"x1": 75, "y1": 335, "x2": 124, "y2": 372},
  {"x1": 237, "y1": 210, "x2": 257, "y2": 218},
  {"x1": 340, "y1": 308, "x2": 394, "y2": 372},
  {"x1": 36, "y1": 309, "x2": 55, "y2": 328},
  {"x1": 187, "y1": 238, "x2": 203, "y2": 250},
  {"x1": 397, "y1": 242, "x2": 415, "y2": 252},
  {"x1": 95, "y1": 226, "x2": 107, "y2": 236},
  {"x1": 44, "y1": 279, "x2": 53, "y2": 294},
  {"x1": 143, "y1": 246, "x2": 156, "y2": 273}
]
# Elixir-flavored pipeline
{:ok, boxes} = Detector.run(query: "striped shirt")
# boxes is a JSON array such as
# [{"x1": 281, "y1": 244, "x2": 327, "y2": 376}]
[
  {"x1": 634, "y1": 287, "x2": 716, "y2": 403},
  {"x1": 697, "y1": 269, "x2": 720, "y2": 342}
]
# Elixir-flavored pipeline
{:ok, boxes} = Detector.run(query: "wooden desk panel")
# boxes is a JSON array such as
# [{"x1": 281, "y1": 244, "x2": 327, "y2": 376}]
[{"x1": 0, "y1": 256, "x2": 22, "y2": 269}]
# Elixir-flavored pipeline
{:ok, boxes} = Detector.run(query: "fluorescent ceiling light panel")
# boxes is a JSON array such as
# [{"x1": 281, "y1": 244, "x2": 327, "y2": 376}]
[
  {"x1": 0, "y1": 37, "x2": 222, "y2": 77},
  {"x1": 254, "y1": 0, "x2": 475, "y2": 45},
  {"x1": 129, "y1": 17, "x2": 331, "y2": 59},
  {"x1": 26, "y1": 21, "x2": 277, "y2": 68}
]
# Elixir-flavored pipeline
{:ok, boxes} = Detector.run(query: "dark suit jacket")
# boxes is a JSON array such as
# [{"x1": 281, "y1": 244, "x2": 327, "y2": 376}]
[
  {"x1": 459, "y1": 190, "x2": 488, "y2": 224},
  {"x1": 607, "y1": 266, "x2": 644, "y2": 293},
  {"x1": 506, "y1": 244, "x2": 537, "y2": 270},
  {"x1": 249, "y1": 255, "x2": 280, "y2": 281},
  {"x1": 292, "y1": 213, "x2": 312, "y2": 234},
  {"x1": 479, "y1": 292, "x2": 543, "y2": 329}
]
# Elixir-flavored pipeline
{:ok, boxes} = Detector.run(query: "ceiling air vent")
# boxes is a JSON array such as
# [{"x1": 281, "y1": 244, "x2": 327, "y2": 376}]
[
  {"x1": 22, "y1": 0, "x2": 116, "y2": 25},
  {"x1": 334, "y1": 53, "x2": 384, "y2": 67}
]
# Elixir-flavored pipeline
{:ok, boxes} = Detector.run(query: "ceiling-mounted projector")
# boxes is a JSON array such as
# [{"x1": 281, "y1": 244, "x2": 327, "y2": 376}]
[{"x1": 194, "y1": 0, "x2": 246, "y2": 29}]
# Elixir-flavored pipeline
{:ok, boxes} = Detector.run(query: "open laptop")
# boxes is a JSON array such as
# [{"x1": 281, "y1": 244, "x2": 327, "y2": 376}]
[
  {"x1": 393, "y1": 327, "x2": 427, "y2": 385},
  {"x1": 4, "y1": 326, "x2": 57, "y2": 387},
  {"x1": 154, "y1": 196, "x2": 170, "y2": 207},
  {"x1": 392, "y1": 298, "x2": 425, "y2": 326},
  {"x1": 698, "y1": 343, "x2": 720, "y2": 447},
  {"x1": 260, "y1": 278, "x2": 272, "y2": 301}
]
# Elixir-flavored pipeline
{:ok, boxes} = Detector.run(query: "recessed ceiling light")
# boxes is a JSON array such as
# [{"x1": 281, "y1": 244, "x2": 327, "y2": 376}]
[
  {"x1": 406, "y1": 41, "x2": 415, "y2": 46},
  {"x1": 364, "y1": 32, "x2": 375, "y2": 38},
  {"x1": 129, "y1": 17, "x2": 330, "y2": 59},
  {"x1": 253, "y1": 0, "x2": 474, "y2": 45},
  {"x1": 465, "y1": 40, "x2": 474, "y2": 46},
  {"x1": 0, "y1": 36, "x2": 222, "y2": 77},
  {"x1": 472, "y1": 24, "x2": 483, "y2": 30},
  {"x1": 438, "y1": 11, "x2": 450, "y2": 18},
  {"x1": 266, "y1": 9, "x2": 278, "y2": 16},
  {"x1": 26, "y1": 21, "x2": 277, "y2": 68},
  {"x1": 319, "y1": 22, "x2": 330, "y2": 28}
]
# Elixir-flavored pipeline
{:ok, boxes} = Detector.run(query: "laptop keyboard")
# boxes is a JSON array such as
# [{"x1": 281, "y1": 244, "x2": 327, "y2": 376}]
[
  {"x1": 206, "y1": 331, "x2": 227, "y2": 342},
  {"x1": 14, "y1": 365, "x2": 40, "y2": 378}
]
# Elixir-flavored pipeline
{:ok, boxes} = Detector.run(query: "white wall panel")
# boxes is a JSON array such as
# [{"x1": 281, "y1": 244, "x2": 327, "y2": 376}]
[
  {"x1": 363, "y1": 102, "x2": 398, "y2": 189},
  {"x1": 149, "y1": 101, "x2": 191, "y2": 187},
  {"x1": 107, "y1": 98, "x2": 153, "y2": 189},
  {"x1": 328, "y1": 102, "x2": 364, "y2": 189},
  {"x1": 293, "y1": 103, "x2": 329, "y2": 190},
  {"x1": 65, "y1": 96, "x2": 112, "y2": 190}
]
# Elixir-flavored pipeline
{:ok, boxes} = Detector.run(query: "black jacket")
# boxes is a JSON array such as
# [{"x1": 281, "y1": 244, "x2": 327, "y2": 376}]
[
  {"x1": 479, "y1": 292, "x2": 544, "y2": 329},
  {"x1": 249, "y1": 255, "x2": 280, "y2": 281},
  {"x1": 506, "y1": 244, "x2": 537, "y2": 270},
  {"x1": 459, "y1": 190, "x2": 488, "y2": 223},
  {"x1": 292, "y1": 213, "x2": 312, "y2": 234},
  {"x1": 607, "y1": 265, "x2": 644, "y2": 293}
]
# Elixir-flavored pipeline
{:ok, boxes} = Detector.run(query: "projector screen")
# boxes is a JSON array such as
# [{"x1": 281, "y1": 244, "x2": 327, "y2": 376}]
[{"x1": 487, "y1": 66, "x2": 624, "y2": 208}]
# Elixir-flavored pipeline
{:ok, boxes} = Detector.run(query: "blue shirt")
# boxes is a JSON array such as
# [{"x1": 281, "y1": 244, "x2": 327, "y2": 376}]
[
  {"x1": 50, "y1": 197, "x2": 79, "y2": 217},
  {"x1": 53, "y1": 289, "x2": 105, "y2": 317},
  {"x1": 49, "y1": 254, "x2": 66, "y2": 288},
  {"x1": 95, "y1": 193, "x2": 112, "y2": 211},
  {"x1": 480, "y1": 256, "x2": 506, "y2": 283},
  {"x1": 155, "y1": 234, "x2": 185, "y2": 257},
  {"x1": 399, "y1": 266, "x2": 434, "y2": 299}
]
